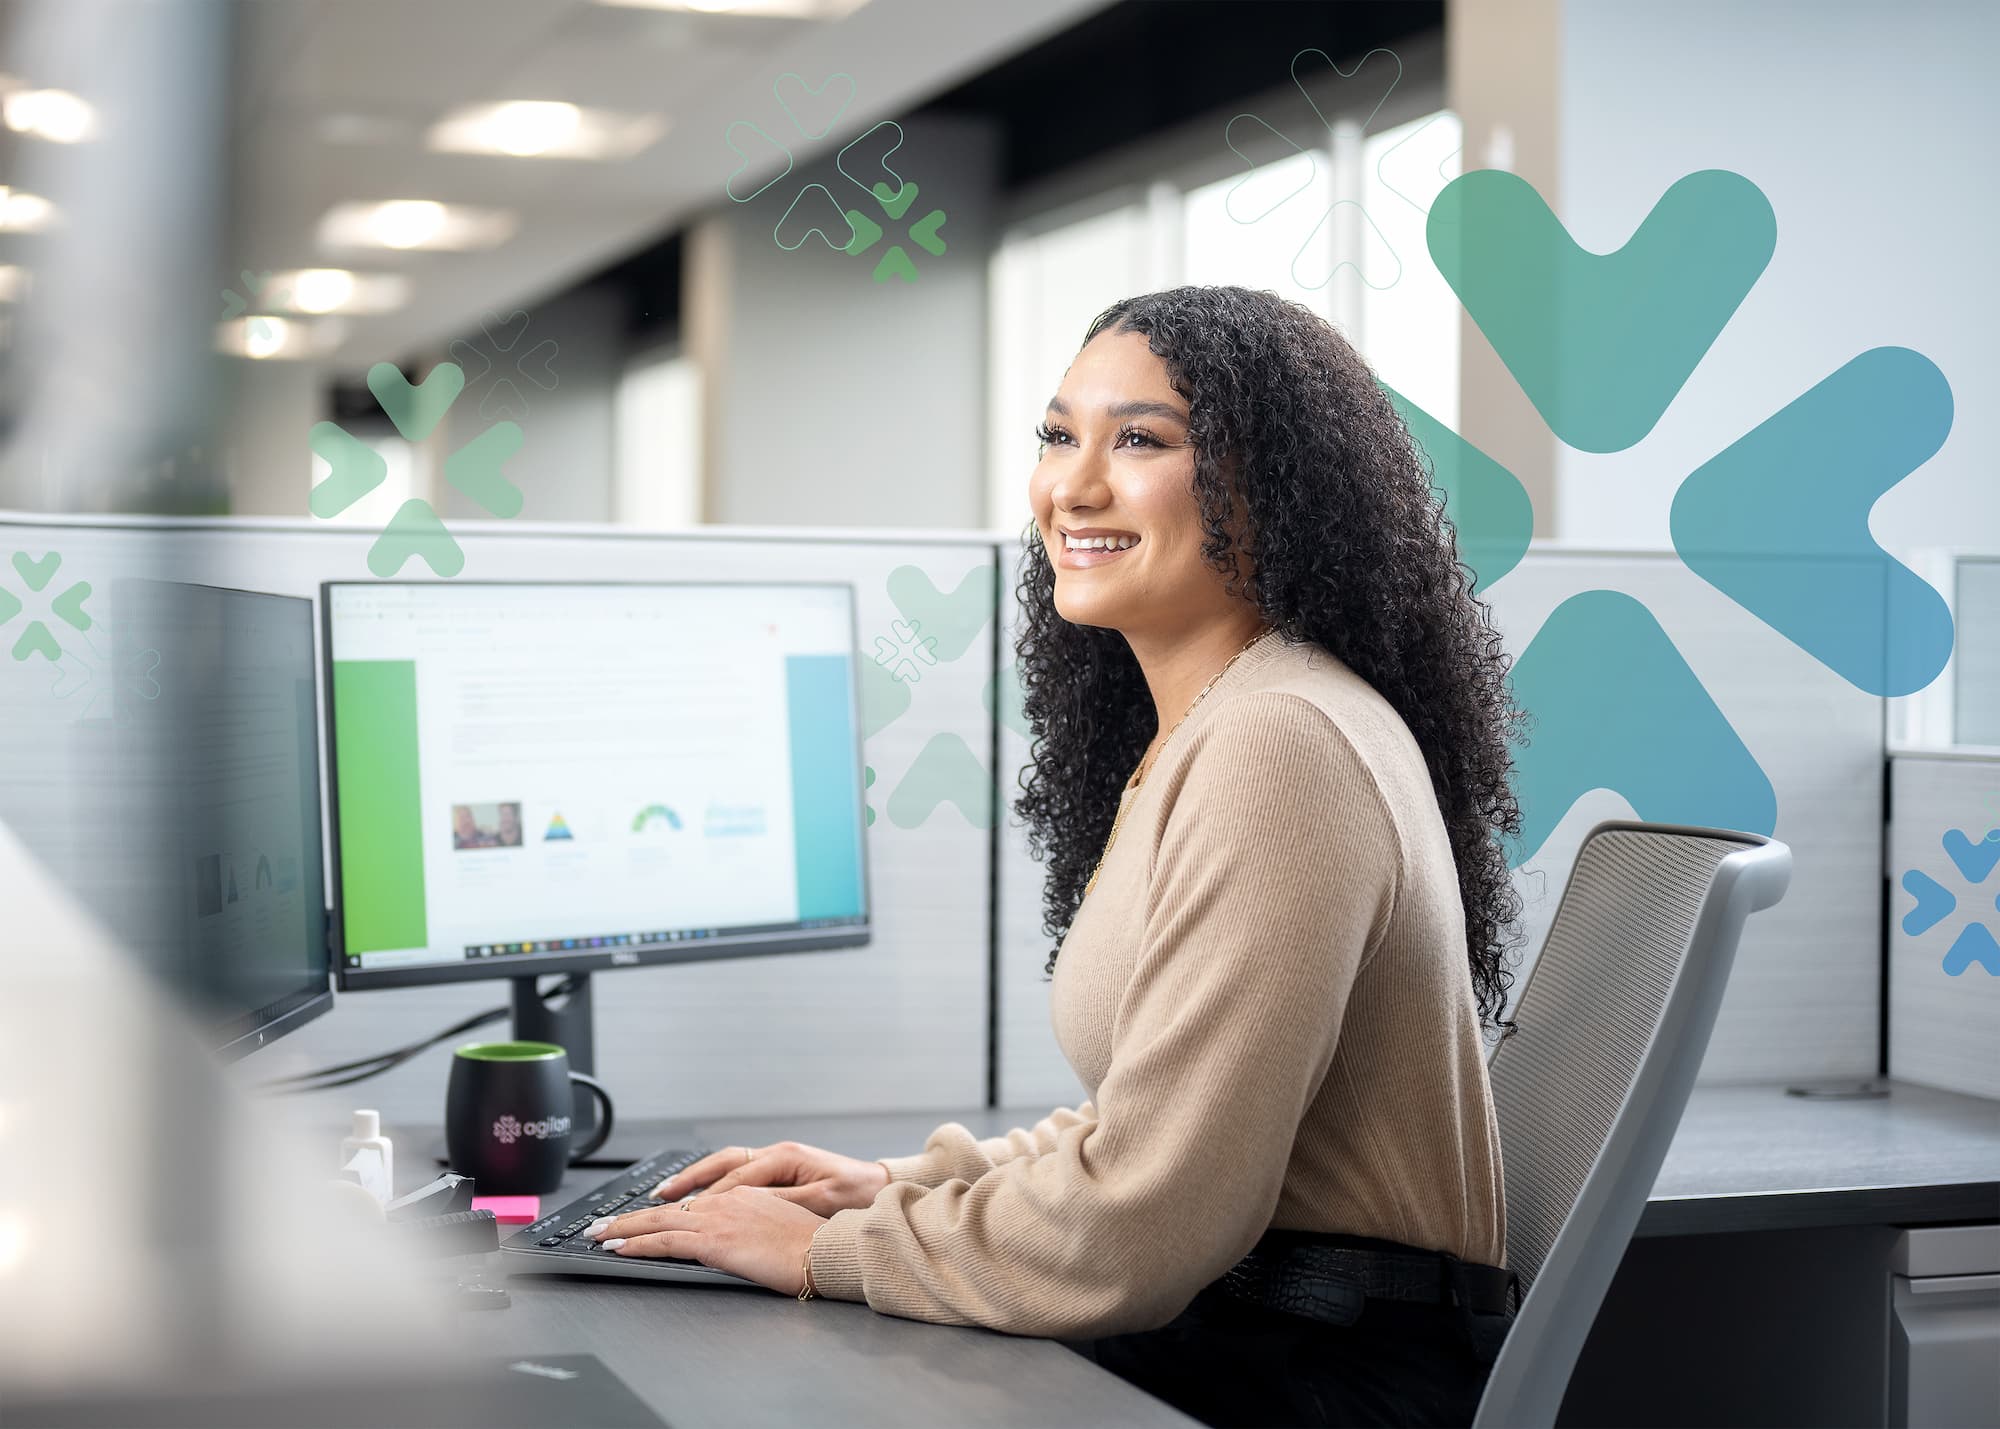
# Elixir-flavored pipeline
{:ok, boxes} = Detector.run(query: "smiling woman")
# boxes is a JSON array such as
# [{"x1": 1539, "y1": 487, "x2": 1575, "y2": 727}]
[{"x1": 588, "y1": 286, "x2": 1527, "y2": 1428}]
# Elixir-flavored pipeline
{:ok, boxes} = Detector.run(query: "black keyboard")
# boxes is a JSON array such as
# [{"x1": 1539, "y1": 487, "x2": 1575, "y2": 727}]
[{"x1": 498, "y1": 1148, "x2": 768, "y2": 1289}]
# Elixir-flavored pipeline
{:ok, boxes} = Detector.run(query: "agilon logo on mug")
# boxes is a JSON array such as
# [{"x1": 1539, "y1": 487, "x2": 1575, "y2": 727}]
[{"x1": 493, "y1": 1112, "x2": 571, "y2": 1144}]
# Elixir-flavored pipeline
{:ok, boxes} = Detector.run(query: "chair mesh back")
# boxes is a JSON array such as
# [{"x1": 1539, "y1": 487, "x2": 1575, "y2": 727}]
[{"x1": 1488, "y1": 828, "x2": 1747, "y2": 1291}]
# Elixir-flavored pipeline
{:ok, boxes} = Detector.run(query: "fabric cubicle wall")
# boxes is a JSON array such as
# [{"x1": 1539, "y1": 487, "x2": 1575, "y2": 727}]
[
  {"x1": 0, "y1": 513, "x2": 998, "y2": 1125},
  {"x1": 995, "y1": 546, "x2": 1889, "y2": 1107}
]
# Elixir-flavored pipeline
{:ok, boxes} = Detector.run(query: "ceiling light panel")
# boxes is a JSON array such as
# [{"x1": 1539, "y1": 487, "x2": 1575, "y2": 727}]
[
  {"x1": 316, "y1": 200, "x2": 515, "y2": 252},
  {"x1": 0, "y1": 187, "x2": 56, "y2": 233},
  {"x1": 214, "y1": 315, "x2": 349, "y2": 361},
  {"x1": 269, "y1": 269, "x2": 409, "y2": 315},
  {"x1": 1, "y1": 87, "x2": 96, "y2": 143},
  {"x1": 426, "y1": 100, "x2": 666, "y2": 160}
]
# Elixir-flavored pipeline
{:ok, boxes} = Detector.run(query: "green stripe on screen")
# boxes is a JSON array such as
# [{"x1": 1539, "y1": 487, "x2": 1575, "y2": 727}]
[
  {"x1": 784, "y1": 654, "x2": 865, "y2": 921},
  {"x1": 331, "y1": 660, "x2": 428, "y2": 952}
]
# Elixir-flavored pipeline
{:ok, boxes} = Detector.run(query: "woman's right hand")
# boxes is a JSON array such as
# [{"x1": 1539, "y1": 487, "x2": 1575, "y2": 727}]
[{"x1": 653, "y1": 1141, "x2": 892, "y2": 1217}]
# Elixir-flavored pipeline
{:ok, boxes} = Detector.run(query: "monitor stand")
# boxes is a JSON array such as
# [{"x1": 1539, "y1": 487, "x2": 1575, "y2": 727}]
[{"x1": 511, "y1": 972, "x2": 599, "y2": 1139}]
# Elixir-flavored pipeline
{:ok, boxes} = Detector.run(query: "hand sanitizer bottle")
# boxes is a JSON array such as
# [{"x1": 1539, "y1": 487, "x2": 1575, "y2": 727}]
[{"x1": 339, "y1": 1109, "x2": 395, "y2": 1205}]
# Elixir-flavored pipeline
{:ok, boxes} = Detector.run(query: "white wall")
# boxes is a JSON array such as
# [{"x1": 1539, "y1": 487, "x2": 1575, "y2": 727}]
[
  {"x1": 697, "y1": 113, "x2": 999, "y2": 530},
  {"x1": 1556, "y1": 0, "x2": 2000, "y2": 566}
]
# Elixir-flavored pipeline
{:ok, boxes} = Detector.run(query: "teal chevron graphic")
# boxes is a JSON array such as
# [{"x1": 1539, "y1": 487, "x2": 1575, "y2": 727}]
[
  {"x1": 1901, "y1": 828, "x2": 2000, "y2": 977},
  {"x1": 1430, "y1": 168, "x2": 1775, "y2": 453},
  {"x1": 1671, "y1": 348, "x2": 1955, "y2": 696},
  {"x1": 1385, "y1": 386, "x2": 1533, "y2": 593},
  {"x1": 887, "y1": 733, "x2": 994, "y2": 829},
  {"x1": 985, "y1": 659, "x2": 1030, "y2": 741},
  {"x1": 887, "y1": 564, "x2": 993, "y2": 662},
  {"x1": 0, "y1": 550, "x2": 93, "y2": 664},
  {"x1": 309, "y1": 360, "x2": 523, "y2": 577},
  {"x1": 844, "y1": 179, "x2": 948, "y2": 284},
  {"x1": 859, "y1": 653, "x2": 913, "y2": 739},
  {"x1": 1943, "y1": 925, "x2": 2000, "y2": 977},
  {"x1": 1507, "y1": 591, "x2": 1775, "y2": 867},
  {"x1": 1901, "y1": 869, "x2": 1957, "y2": 937},
  {"x1": 1404, "y1": 167, "x2": 1955, "y2": 848}
]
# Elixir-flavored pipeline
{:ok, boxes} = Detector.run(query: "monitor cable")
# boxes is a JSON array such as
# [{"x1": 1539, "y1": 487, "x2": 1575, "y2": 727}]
[{"x1": 257, "y1": 976, "x2": 582, "y2": 1095}]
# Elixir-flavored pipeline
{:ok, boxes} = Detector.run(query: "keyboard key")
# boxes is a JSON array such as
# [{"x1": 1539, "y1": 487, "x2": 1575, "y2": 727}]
[{"x1": 538, "y1": 1236, "x2": 563, "y2": 1247}]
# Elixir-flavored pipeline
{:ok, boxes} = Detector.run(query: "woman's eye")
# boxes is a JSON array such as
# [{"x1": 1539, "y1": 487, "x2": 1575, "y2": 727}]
[
  {"x1": 1035, "y1": 423, "x2": 1072, "y2": 447},
  {"x1": 1115, "y1": 428, "x2": 1160, "y2": 449}
]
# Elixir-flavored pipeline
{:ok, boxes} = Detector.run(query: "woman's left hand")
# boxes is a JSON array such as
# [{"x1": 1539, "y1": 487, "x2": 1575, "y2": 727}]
[{"x1": 586, "y1": 1186, "x2": 826, "y2": 1295}]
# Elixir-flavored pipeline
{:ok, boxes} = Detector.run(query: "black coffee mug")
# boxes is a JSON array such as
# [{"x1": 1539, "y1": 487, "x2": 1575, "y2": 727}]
[{"x1": 445, "y1": 1041, "x2": 614, "y2": 1194}]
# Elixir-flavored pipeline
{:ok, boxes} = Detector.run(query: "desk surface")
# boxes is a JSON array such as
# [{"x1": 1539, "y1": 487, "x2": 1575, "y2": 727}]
[{"x1": 403, "y1": 1080, "x2": 1996, "y2": 1428}]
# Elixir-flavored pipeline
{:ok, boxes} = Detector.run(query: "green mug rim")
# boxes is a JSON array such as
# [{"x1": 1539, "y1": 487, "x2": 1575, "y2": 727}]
[{"x1": 455, "y1": 1040, "x2": 565, "y2": 1062}]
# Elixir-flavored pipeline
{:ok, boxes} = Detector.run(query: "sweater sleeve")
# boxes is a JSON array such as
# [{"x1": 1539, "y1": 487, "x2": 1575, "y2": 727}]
[
  {"x1": 877, "y1": 1103, "x2": 1098, "y2": 1189},
  {"x1": 808, "y1": 695, "x2": 1400, "y2": 1337}
]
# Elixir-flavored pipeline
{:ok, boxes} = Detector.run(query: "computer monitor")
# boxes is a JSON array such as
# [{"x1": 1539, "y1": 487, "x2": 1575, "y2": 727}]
[
  {"x1": 92, "y1": 580, "x2": 333, "y2": 1060},
  {"x1": 320, "y1": 581, "x2": 871, "y2": 1102}
]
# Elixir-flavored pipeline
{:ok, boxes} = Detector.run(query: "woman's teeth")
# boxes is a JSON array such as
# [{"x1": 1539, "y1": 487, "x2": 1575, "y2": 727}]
[{"x1": 1064, "y1": 534, "x2": 1138, "y2": 550}]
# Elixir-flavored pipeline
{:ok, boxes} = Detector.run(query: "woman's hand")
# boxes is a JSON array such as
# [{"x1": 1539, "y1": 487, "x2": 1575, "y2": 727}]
[
  {"x1": 587, "y1": 1186, "x2": 824, "y2": 1294},
  {"x1": 651, "y1": 1142, "x2": 891, "y2": 1217}
]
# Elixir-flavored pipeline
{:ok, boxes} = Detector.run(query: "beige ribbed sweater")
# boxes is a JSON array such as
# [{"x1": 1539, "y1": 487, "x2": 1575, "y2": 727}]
[{"x1": 807, "y1": 633, "x2": 1507, "y2": 1338}]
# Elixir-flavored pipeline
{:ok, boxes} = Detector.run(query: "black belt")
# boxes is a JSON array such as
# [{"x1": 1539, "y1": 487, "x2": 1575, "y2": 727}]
[{"x1": 1210, "y1": 1229, "x2": 1520, "y2": 1329}]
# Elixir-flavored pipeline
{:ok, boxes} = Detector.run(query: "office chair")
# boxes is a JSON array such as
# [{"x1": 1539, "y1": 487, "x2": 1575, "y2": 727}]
[{"x1": 1471, "y1": 821, "x2": 1793, "y2": 1429}]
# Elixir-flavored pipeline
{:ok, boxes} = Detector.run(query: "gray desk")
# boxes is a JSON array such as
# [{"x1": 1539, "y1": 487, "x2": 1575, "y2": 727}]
[{"x1": 391, "y1": 1079, "x2": 1996, "y2": 1429}]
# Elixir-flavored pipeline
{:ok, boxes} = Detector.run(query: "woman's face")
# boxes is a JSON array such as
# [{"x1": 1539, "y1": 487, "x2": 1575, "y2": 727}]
[{"x1": 1030, "y1": 329, "x2": 1230, "y2": 636}]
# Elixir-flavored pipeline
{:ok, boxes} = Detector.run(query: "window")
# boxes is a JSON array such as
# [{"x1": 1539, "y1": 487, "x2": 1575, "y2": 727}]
[
  {"x1": 987, "y1": 109, "x2": 1462, "y2": 527},
  {"x1": 615, "y1": 349, "x2": 702, "y2": 528}
]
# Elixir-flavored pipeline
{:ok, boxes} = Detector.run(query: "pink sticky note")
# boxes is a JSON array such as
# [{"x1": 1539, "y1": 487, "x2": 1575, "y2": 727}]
[{"x1": 472, "y1": 1195, "x2": 541, "y2": 1225}]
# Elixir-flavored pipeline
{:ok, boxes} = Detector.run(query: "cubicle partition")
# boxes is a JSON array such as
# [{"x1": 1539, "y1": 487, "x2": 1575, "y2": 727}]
[
  {"x1": 2, "y1": 515, "x2": 1894, "y2": 1130},
  {"x1": 994, "y1": 546, "x2": 1889, "y2": 1105},
  {"x1": 0, "y1": 513, "x2": 999, "y2": 1125},
  {"x1": 1887, "y1": 750, "x2": 2000, "y2": 1100}
]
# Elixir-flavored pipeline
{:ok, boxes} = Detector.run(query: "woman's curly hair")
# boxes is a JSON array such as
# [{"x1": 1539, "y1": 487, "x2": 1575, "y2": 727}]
[{"x1": 1013, "y1": 285, "x2": 1525, "y2": 1035}]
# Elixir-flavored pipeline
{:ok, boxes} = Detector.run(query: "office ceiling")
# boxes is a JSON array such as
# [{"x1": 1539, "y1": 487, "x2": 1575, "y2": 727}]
[{"x1": 223, "y1": 0, "x2": 1114, "y2": 370}]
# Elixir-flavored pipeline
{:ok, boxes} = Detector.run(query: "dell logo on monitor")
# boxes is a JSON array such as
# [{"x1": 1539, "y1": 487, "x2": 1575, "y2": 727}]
[{"x1": 611, "y1": 951, "x2": 639, "y2": 966}]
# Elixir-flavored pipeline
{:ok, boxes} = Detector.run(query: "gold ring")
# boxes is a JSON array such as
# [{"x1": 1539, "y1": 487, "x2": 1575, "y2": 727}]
[
  {"x1": 740, "y1": 1146, "x2": 753, "y2": 1167},
  {"x1": 682, "y1": 1199, "x2": 695, "y2": 1211}
]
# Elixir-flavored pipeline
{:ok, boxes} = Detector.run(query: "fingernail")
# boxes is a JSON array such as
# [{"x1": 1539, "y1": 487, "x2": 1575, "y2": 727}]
[
  {"x1": 654, "y1": 1177, "x2": 676, "y2": 1195},
  {"x1": 585, "y1": 1218, "x2": 612, "y2": 1239},
  {"x1": 603, "y1": 1238, "x2": 626, "y2": 1251}
]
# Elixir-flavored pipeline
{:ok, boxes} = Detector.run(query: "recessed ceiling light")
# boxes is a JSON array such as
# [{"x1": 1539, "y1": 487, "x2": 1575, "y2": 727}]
[
  {"x1": 427, "y1": 100, "x2": 666, "y2": 160},
  {"x1": 596, "y1": 0, "x2": 871, "y2": 16},
  {"x1": 1, "y1": 87, "x2": 95, "y2": 143},
  {"x1": 0, "y1": 187, "x2": 55, "y2": 232},
  {"x1": 215, "y1": 315, "x2": 347, "y2": 361},
  {"x1": 271, "y1": 268, "x2": 408, "y2": 315},
  {"x1": 317, "y1": 200, "x2": 515, "y2": 252}
]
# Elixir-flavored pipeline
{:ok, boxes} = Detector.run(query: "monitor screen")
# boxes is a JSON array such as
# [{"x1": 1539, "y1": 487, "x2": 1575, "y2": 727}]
[
  {"x1": 96, "y1": 581, "x2": 332, "y2": 1058},
  {"x1": 323, "y1": 581, "x2": 870, "y2": 989}
]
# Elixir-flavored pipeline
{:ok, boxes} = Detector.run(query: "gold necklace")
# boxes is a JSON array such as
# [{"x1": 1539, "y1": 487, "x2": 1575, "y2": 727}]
[{"x1": 1083, "y1": 625, "x2": 1273, "y2": 896}]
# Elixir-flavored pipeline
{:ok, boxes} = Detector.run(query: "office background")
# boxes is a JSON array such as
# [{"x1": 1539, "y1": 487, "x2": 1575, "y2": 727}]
[{"x1": 1, "y1": 0, "x2": 1996, "y2": 1221}]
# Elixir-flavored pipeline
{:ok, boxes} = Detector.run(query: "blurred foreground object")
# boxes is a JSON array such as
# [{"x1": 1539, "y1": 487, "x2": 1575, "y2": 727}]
[{"x1": 0, "y1": 818, "x2": 485, "y2": 1421}]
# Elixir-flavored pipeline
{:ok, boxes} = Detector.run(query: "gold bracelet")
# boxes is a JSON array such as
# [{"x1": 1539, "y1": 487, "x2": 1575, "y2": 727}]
[{"x1": 797, "y1": 1236, "x2": 818, "y2": 1301}]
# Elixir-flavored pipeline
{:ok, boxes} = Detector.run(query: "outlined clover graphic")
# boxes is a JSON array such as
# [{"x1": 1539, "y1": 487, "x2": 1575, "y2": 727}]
[
  {"x1": 723, "y1": 81, "x2": 948, "y2": 282},
  {"x1": 1901, "y1": 828, "x2": 2000, "y2": 977},
  {"x1": 492, "y1": 1115, "x2": 522, "y2": 1144},
  {"x1": 48, "y1": 620, "x2": 163, "y2": 721},
  {"x1": 0, "y1": 549, "x2": 92, "y2": 663},
  {"x1": 873, "y1": 617, "x2": 938, "y2": 684},
  {"x1": 450, "y1": 310, "x2": 560, "y2": 422},
  {"x1": 1395, "y1": 167, "x2": 1955, "y2": 866},
  {"x1": 308, "y1": 360, "x2": 524, "y2": 578},
  {"x1": 1223, "y1": 47, "x2": 1420, "y2": 292},
  {"x1": 838, "y1": 122, "x2": 948, "y2": 283},
  {"x1": 725, "y1": 71, "x2": 862, "y2": 253}
]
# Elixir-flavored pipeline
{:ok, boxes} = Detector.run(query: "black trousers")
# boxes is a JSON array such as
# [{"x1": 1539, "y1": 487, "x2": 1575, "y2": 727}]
[{"x1": 1062, "y1": 1244, "x2": 1514, "y2": 1429}]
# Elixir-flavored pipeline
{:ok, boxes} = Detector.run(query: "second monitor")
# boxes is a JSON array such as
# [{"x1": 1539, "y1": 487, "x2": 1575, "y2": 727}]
[{"x1": 322, "y1": 580, "x2": 872, "y2": 1110}]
